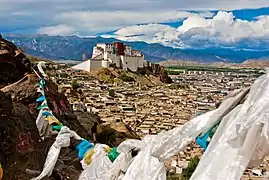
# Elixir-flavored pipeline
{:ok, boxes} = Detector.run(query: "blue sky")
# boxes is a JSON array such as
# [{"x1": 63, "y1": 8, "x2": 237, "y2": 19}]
[
  {"x1": 1, "y1": 0, "x2": 269, "y2": 49},
  {"x1": 160, "y1": 7, "x2": 269, "y2": 28},
  {"x1": 0, "y1": 0, "x2": 268, "y2": 35}
]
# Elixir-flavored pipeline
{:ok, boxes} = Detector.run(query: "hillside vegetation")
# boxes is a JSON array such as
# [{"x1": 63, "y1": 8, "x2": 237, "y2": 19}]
[{"x1": 88, "y1": 67, "x2": 164, "y2": 86}]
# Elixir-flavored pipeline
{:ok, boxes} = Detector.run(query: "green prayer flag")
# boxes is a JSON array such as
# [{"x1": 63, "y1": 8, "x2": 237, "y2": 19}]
[
  {"x1": 107, "y1": 147, "x2": 120, "y2": 163},
  {"x1": 37, "y1": 104, "x2": 48, "y2": 110},
  {"x1": 52, "y1": 124, "x2": 63, "y2": 131},
  {"x1": 36, "y1": 82, "x2": 43, "y2": 87}
]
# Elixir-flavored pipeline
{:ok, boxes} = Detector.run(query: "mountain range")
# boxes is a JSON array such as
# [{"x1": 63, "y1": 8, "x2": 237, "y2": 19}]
[{"x1": 4, "y1": 34, "x2": 269, "y2": 63}]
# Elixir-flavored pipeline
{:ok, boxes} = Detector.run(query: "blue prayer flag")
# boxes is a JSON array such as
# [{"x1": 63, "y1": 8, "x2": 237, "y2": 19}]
[{"x1": 36, "y1": 96, "x2": 46, "y2": 102}]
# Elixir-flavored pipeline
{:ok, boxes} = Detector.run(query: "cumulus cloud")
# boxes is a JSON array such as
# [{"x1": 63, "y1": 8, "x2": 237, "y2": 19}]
[
  {"x1": 38, "y1": 24, "x2": 75, "y2": 36},
  {"x1": 53, "y1": 10, "x2": 213, "y2": 35},
  {"x1": 1, "y1": 0, "x2": 269, "y2": 35},
  {"x1": 105, "y1": 24, "x2": 177, "y2": 44},
  {"x1": 110, "y1": 11, "x2": 269, "y2": 49},
  {"x1": 177, "y1": 11, "x2": 269, "y2": 47}
]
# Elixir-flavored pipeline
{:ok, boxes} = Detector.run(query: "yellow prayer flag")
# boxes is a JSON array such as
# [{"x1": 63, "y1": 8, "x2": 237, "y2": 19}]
[
  {"x1": 84, "y1": 149, "x2": 95, "y2": 165},
  {"x1": 45, "y1": 116, "x2": 61, "y2": 125}
]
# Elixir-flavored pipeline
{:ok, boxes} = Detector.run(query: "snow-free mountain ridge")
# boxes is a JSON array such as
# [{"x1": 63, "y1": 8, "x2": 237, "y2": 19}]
[{"x1": 4, "y1": 34, "x2": 269, "y2": 63}]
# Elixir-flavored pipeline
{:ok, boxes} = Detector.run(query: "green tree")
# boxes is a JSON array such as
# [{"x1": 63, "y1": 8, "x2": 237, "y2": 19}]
[{"x1": 71, "y1": 80, "x2": 80, "y2": 90}]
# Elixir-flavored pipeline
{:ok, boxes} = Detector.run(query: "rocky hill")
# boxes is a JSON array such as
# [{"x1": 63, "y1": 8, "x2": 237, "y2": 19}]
[
  {"x1": 0, "y1": 35, "x2": 140, "y2": 179},
  {"x1": 87, "y1": 64, "x2": 171, "y2": 86},
  {"x1": 241, "y1": 59, "x2": 269, "y2": 69}
]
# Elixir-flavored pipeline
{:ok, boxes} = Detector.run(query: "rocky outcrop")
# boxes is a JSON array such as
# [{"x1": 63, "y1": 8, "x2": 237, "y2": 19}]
[
  {"x1": 0, "y1": 74, "x2": 140, "y2": 179},
  {"x1": 74, "y1": 111, "x2": 100, "y2": 133},
  {"x1": 0, "y1": 36, "x2": 31, "y2": 88},
  {"x1": 159, "y1": 66, "x2": 172, "y2": 84},
  {"x1": 143, "y1": 63, "x2": 172, "y2": 84},
  {"x1": 74, "y1": 112, "x2": 140, "y2": 147},
  {"x1": 0, "y1": 91, "x2": 44, "y2": 180},
  {"x1": 96, "y1": 122, "x2": 141, "y2": 147},
  {"x1": 0, "y1": 74, "x2": 90, "y2": 179},
  {"x1": 0, "y1": 37, "x2": 141, "y2": 180},
  {"x1": 1, "y1": 74, "x2": 89, "y2": 138}
]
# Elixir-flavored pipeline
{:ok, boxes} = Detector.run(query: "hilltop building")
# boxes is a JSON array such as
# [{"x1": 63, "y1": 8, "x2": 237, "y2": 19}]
[{"x1": 73, "y1": 42, "x2": 145, "y2": 72}]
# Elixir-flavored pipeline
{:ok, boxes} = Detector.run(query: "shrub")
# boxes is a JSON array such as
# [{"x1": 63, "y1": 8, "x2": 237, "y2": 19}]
[
  {"x1": 137, "y1": 68, "x2": 146, "y2": 75},
  {"x1": 98, "y1": 74, "x2": 114, "y2": 84},
  {"x1": 108, "y1": 89, "x2": 115, "y2": 97},
  {"x1": 71, "y1": 80, "x2": 80, "y2": 90},
  {"x1": 181, "y1": 156, "x2": 200, "y2": 180},
  {"x1": 167, "y1": 172, "x2": 181, "y2": 180},
  {"x1": 60, "y1": 73, "x2": 68, "y2": 78},
  {"x1": 119, "y1": 73, "x2": 134, "y2": 82}
]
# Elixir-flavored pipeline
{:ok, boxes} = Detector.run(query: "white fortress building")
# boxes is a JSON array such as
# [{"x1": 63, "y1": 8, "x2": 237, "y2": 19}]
[{"x1": 72, "y1": 42, "x2": 145, "y2": 72}]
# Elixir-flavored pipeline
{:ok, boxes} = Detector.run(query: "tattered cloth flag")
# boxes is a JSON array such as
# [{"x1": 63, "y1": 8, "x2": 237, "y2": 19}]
[
  {"x1": 37, "y1": 101, "x2": 48, "y2": 110},
  {"x1": 41, "y1": 79, "x2": 46, "y2": 86},
  {"x1": 42, "y1": 110, "x2": 61, "y2": 125},
  {"x1": 45, "y1": 116, "x2": 61, "y2": 125},
  {"x1": 37, "y1": 87, "x2": 45, "y2": 95},
  {"x1": 196, "y1": 122, "x2": 219, "y2": 150},
  {"x1": 107, "y1": 147, "x2": 120, "y2": 163},
  {"x1": 36, "y1": 95, "x2": 46, "y2": 103},
  {"x1": 36, "y1": 79, "x2": 46, "y2": 88},
  {"x1": 52, "y1": 101, "x2": 60, "y2": 115},
  {"x1": 36, "y1": 81, "x2": 43, "y2": 88},
  {"x1": 42, "y1": 111, "x2": 53, "y2": 117},
  {"x1": 36, "y1": 80, "x2": 44, "y2": 88},
  {"x1": 37, "y1": 103, "x2": 48, "y2": 110},
  {"x1": 60, "y1": 100, "x2": 68, "y2": 112},
  {"x1": 52, "y1": 124, "x2": 63, "y2": 131}
]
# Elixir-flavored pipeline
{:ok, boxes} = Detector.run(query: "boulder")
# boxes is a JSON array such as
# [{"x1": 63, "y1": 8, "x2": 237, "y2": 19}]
[{"x1": 96, "y1": 122, "x2": 140, "y2": 147}]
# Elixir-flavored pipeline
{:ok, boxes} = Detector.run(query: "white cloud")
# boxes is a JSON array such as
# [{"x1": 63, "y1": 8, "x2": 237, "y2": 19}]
[
  {"x1": 109, "y1": 11, "x2": 269, "y2": 49},
  {"x1": 53, "y1": 10, "x2": 214, "y2": 35},
  {"x1": 11, "y1": 11, "x2": 32, "y2": 16},
  {"x1": 177, "y1": 11, "x2": 269, "y2": 46},
  {"x1": 106, "y1": 24, "x2": 177, "y2": 44},
  {"x1": 1, "y1": 0, "x2": 269, "y2": 37},
  {"x1": 38, "y1": 24, "x2": 75, "y2": 36}
]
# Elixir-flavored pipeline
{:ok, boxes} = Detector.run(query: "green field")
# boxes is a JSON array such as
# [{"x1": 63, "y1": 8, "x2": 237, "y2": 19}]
[{"x1": 165, "y1": 65, "x2": 263, "y2": 75}]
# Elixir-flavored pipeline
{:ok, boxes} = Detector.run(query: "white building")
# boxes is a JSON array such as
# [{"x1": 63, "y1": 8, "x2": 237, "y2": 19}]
[
  {"x1": 72, "y1": 59, "x2": 111, "y2": 71},
  {"x1": 92, "y1": 43, "x2": 114, "y2": 59},
  {"x1": 73, "y1": 42, "x2": 145, "y2": 72},
  {"x1": 124, "y1": 45, "x2": 132, "y2": 56}
]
